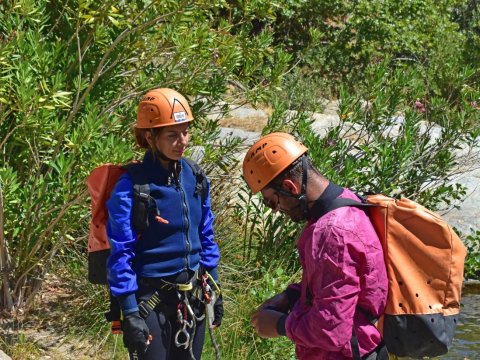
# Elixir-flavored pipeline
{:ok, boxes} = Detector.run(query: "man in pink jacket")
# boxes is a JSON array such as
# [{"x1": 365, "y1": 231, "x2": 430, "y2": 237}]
[{"x1": 242, "y1": 133, "x2": 389, "y2": 360}]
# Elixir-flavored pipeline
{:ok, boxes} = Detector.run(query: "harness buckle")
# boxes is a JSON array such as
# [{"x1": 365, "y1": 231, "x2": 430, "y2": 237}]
[{"x1": 138, "y1": 291, "x2": 162, "y2": 319}]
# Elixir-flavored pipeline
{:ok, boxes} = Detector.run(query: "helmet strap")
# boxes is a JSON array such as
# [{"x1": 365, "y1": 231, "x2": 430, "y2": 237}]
[
  {"x1": 156, "y1": 149, "x2": 173, "y2": 162},
  {"x1": 148, "y1": 129, "x2": 177, "y2": 163},
  {"x1": 271, "y1": 156, "x2": 309, "y2": 220},
  {"x1": 168, "y1": 159, "x2": 181, "y2": 182},
  {"x1": 299, "y1": 156, "x2": 309, "y2": 219}
]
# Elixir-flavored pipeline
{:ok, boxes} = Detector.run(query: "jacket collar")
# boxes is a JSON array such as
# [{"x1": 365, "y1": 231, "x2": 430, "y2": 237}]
[{"x1": 308, "y1": 182, "x2": 344, "y2": 221}]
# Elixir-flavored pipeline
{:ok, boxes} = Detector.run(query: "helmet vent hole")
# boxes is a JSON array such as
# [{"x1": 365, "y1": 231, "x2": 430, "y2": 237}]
[{"x1": 257, "y1": 180, "x2": 261, "y2": 184}]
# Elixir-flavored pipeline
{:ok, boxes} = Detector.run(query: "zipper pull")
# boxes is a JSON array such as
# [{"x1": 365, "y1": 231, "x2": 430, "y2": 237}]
[{"x1": 154, "y1": 208, "x2": 169, "y2": 224}]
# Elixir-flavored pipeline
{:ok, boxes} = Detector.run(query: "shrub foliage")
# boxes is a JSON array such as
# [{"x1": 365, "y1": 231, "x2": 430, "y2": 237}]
[{"x1": 0, "y1": 0, "x2": 479, "y2": 358}]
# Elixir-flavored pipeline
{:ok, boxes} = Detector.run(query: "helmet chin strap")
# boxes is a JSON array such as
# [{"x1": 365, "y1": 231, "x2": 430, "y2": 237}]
[
  {"x1": 298, "y1": 156, "x2": 309, "y2": 219},
  {"x1": 148, "y1": 129, "x2": 177, "y2": 163},
  {"x1": 150, "y1": 146, "x2": 176, "y2": 164},
  {"x1": 157, "y1": 150, "x2": 173, "y2": 162},
  {"x1": 273, "y1": 156, "x2": 309, "y2": 220}
]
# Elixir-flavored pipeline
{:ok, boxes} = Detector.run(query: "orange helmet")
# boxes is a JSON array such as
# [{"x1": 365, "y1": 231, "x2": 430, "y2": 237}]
[
  {"x1": 136, "y1": 88, "x2": 194, "y2": 129},
  {"x1": 242, "y1": 132, "x2": 308, "y2": 194}
]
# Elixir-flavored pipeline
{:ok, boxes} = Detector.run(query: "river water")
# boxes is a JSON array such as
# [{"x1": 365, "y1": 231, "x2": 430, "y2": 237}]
[
  {"x1": 398, "y1": 284, "x2": 479, "y2": 360},
  {"x1": 440, "y1": 285, "x2": 480, "y2": 360}
]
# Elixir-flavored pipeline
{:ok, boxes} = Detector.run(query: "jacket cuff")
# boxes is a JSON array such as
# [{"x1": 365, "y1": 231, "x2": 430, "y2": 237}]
[
  {"x1": 117, "y1": 293, "x2": 138, "y2": 315},
  {"x1": 276, "y1": 314, "x2": 288, "y2": 336},
  {"x1": 284, "y1": 287, "x2": 301, "y2": 309},
  {"x1": 206, "y1": 267, "x2": 219, "y2": 283}
]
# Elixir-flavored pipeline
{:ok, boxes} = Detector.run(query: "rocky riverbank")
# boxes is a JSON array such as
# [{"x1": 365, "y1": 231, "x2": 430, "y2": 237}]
[{"x1": 218, "y1": 102, "x2": 480, "y2": 235}]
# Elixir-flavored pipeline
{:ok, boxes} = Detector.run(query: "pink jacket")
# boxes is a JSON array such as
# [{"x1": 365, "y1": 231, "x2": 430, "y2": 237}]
[{"x1": 285, "y1": 187, "x2": 388, "y2": 359}]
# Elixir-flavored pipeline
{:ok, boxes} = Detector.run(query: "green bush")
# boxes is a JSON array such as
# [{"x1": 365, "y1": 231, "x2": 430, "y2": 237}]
[
  {"x1": 239, "y1": 59, "x2": 479, "y2": 271},
  {"x1": 462, "y1": 229, "x2": 480, "y2": 280},
  {"x1": 1, "y1": 1, "x2": 479, "y2": 358},
  {"x1": 0, "y1": 0, "x2": 290, "y2": 312}
]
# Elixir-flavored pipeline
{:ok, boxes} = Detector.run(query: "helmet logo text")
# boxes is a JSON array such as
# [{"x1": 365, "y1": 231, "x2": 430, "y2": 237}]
[{"x1": 248, "y1": 142, "x2": 268, "y2": 160}]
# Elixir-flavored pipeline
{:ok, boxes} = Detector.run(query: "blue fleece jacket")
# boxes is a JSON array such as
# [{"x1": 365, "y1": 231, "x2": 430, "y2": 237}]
[{"x1": 106, "y1": 152, "x2": 220, "y2": 314}]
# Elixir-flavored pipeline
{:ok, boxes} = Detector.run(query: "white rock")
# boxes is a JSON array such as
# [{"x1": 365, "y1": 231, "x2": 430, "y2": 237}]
[
  {"x1": 0, "y1": 350, "x2": 11, "y2": 360},
  {"x1": 219, "y1": 127, "x2": 261, "y2": 146}
]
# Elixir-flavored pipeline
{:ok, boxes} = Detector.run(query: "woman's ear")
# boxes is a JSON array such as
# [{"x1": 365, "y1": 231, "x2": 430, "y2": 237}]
[
  {"x1": 144, "y1": 130, "x2": 154, "y2": 147},
  {"x1": 282, "y1": 178, "x2": 301, "y2": 196}
]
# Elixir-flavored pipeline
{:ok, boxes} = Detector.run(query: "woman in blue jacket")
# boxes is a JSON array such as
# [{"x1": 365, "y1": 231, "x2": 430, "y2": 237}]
[{"x1": 106, "y1": 88, "x2": 222, "y2": 359}]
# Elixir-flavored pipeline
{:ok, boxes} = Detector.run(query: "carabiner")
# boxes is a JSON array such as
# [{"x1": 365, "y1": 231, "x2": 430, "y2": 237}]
[{"x1": 174, "y1": 324, "x2": 190, "y2": 349}]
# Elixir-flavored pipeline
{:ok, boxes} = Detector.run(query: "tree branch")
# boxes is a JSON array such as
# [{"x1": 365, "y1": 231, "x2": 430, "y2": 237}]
[{"x1": 0, "y1": 182, "x2": 14, "y2": 310}]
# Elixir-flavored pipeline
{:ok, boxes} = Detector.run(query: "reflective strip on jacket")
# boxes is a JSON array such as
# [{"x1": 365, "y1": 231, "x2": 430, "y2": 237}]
[{"x1": 285, "y1": 188, "x2": 388, "y2": 359}]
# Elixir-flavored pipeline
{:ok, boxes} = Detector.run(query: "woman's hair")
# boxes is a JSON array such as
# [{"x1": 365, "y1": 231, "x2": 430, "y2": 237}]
[
  {"x1": 134, "y1": 127, "x2": 163, "y2": 149},
  {"x1": 134, "y1": 127, "x2": 170, "y2": 163}
]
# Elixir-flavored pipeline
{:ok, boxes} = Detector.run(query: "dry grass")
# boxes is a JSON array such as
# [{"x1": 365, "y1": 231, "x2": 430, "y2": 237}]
[
  {"x1": 218, "y1": 105, "x2": 272, "y2": 132},
  {"x1": 218, "y1": 116, "x2": 267, "y2": 132},
  {"x1": 0, "y1": 272, "x2": 126, "y2": 360}
]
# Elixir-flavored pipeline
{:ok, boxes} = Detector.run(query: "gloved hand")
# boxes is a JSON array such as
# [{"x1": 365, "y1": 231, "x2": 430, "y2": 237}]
[
  {"x1": 212, "y1": 292, "x2": 224, "y2": 327},
  {"x1": 122, "y1": 311, "x2": 150, "y2": 354},
  {"x1": 199, "y1": 265, "x2": 224, "y2": 327}
]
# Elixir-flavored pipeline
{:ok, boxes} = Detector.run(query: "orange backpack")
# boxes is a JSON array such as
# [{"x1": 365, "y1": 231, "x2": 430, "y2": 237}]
[
  {"x1": 329, "y1": 194, "x2": 467, "y2": 358},
  {"x1": 86, "y1": 163, "x2": 131, "y2": 284}
]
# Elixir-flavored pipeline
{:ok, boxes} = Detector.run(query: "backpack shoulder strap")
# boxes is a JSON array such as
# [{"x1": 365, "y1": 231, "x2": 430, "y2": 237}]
[
  {"x1": 183, "y1": 158, "x2": 208, "y2": 204},
  {"x1": 313, "y1": 196, "x2": 375, "y2": 219},
  {"x1": 122, "y1": 162, "x2": 150, "y2": 195},
  {"x1": 122, "y1": 161, "x2": 153, "y2": 233},
  {"x1": 123, "y1": 162, "x2": 150, "y2": 200},
  {"x1": 326, "y1": 195, "x2": 379, "y2": 360},
  {"x1": 122, "y1": 161, "x2": 146, "y2": 183}
]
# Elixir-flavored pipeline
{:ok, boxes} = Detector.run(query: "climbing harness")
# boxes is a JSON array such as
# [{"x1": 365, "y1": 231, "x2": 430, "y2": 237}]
[
  {"x1": 173, "y1": 289, "x2": 206, "y2": 360},
  {"x1": 122, "y1": 273, "x2": 220, "y2": 360},
  {"x1": 138, "y1": 291, "x2": 163, "y2": 320},
  {"x1": 170, "y1": 272, "x2": 221, "y2": 360}
]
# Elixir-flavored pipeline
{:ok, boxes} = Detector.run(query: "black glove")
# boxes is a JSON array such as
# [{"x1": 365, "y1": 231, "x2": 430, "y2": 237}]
[
  {"x1": 212, "y1": 292, "x2": 224, "y2": 327},
  {"x1": 122, "y1": 312, "x2": 150, "y2": 354}
]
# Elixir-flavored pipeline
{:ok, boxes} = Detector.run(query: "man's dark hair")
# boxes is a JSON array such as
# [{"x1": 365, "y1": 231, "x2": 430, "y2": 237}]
[{"x1": 268, "y1": 155, "x2": 324, "y2": 188}]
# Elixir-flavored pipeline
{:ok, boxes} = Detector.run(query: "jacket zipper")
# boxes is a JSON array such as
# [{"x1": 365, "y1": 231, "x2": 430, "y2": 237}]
[{"x1": 178, "y1": 182, "x2": 191, "y2": 270}]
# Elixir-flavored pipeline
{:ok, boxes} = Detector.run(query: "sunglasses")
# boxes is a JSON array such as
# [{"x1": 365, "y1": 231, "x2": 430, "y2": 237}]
[
  {"x1": 260, "y1": 184, "x2": 301, "y2": 210},
  {"x1": 261, "y1": 191, "x2": 280, "y2": 210}
]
